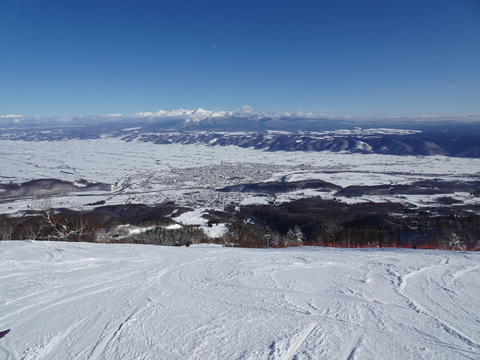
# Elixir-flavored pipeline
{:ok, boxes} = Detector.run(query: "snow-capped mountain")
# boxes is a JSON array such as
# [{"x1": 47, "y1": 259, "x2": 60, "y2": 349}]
[
  {"x1": 1, "y1": 107, "x2": 480, "y2": 158},
  {"x1": 2, "y1": 107, "x2": 479, "y2": 132},
  {"x1": 136, "y1": 107, "x2": 218, "y2": 120},
  {"x1": 132, "y1": 106, "x2": 269, "y2": 128}
]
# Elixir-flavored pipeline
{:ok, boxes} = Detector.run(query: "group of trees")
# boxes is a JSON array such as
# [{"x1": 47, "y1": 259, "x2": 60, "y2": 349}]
[
  {"x1": 0, "y1": 214, "x2": 15, "y2": 241},
  {"x1": 224, "y1": 219, "x2": 324, "y2": 248},
  {"x1": 1, "y1": 196, "x2": 479, "y2": 251},
  {"x1": 222, "y1": 198, "x2": 480, "y2": 250},
  {"x1": 1, "y1": 203, "x2": 93, "y2": 242},
  {"x1": 0, "y1": 201, "x2": 202, "y2": 245},
  {"x1": 138, "y1": 225, "x2": 206, "y2": 246}
]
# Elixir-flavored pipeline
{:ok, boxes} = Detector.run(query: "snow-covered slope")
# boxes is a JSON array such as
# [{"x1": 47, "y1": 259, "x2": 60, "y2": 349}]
[{"x1": 1, "y1": 241, "x2": 479, "y2": 359}]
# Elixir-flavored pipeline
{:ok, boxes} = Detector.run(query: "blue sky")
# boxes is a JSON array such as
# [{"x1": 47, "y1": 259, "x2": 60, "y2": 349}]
[{"x1": 1, "y1": 0, "x2": 479, "y2": 117}]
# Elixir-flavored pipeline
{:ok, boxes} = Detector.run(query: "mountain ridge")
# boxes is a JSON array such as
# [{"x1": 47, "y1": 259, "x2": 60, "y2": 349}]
[{"x1": 2, "y1": 108, "x2": 480, "y2": 158}]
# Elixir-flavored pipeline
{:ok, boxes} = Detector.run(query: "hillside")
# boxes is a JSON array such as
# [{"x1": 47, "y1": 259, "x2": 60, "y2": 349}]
[{"x1": 0, "y1": 241, "x2": 479, "y2": 359}]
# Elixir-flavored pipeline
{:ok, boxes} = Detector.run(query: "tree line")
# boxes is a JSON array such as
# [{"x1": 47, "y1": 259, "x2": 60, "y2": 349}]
[
  {"x1": 217, "y1": 198, "x2": 480, "y2": 250},
  {"x1": 1, "y1": 197, "x2": 479, "y2": 250}
]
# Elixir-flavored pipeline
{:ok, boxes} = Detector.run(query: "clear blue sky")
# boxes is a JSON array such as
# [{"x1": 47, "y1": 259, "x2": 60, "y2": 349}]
[{"x1": 1, "y1": 0, "x2": 479, "y2": 117}]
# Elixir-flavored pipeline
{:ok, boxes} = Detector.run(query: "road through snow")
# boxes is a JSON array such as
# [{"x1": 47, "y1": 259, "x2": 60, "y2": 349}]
[{"x1": 0, "y1": 241, "x2": 479, "y2": 359}]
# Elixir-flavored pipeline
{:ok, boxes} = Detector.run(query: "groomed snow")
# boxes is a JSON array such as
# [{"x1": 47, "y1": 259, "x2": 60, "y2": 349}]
[{"x1": 1, "y1": 241, "x2": 479, "y2": 359}]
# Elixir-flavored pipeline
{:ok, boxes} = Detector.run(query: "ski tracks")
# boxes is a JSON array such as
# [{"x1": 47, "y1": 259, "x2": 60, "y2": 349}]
[
  {"x1": 393, "y1": 255, "x2": 480, "y2": 353},
  {"x1": 2, "y1": 243, "x2": 480, "y2": 360},
  {"x1": 344, "y1": 332, "x2": 362, "y2": 360},
  {"x1": 0, "y1": 336, "x2": 16, "y2": 360},
  {"x1": 268, "y1": 323, "x2": 319, "y2": 360},
  {"x1": 450, "y1": 264, "x2": 480, "y2": 283},
  {"x1": 87, "y1": 265, "x2": 173, "y2": 360}
]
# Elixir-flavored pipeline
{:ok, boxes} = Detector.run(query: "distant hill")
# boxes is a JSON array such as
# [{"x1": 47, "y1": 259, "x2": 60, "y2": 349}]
[{"x1": 2, "y1": 110, "x2": 480, "y2": 157}]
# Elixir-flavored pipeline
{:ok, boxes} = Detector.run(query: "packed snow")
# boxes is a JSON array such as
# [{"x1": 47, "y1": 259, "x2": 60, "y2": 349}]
[{"x1": 1, "y1": 241, "x2": 479, "y2": 359}]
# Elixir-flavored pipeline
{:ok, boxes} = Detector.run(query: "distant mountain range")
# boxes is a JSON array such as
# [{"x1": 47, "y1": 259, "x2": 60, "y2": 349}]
[{"x1": 2, "y1": 107, "x2": 480, "y2": 158}]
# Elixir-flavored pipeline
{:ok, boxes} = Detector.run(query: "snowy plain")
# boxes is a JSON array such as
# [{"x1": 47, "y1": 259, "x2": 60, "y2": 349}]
[
  {"x1": 0, "y1": 241, "x2": 479, "y2": 360},
  {"x1": 1, "y1": 138, "x2": 479, "y2": 216}
]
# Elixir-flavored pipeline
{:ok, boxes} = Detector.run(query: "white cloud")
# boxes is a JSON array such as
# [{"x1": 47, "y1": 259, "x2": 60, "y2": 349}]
[
  {"x1": 0, "y1": 114, "x2": 23, "y2": 118},
  {"x1": 1, "y1": 108, "x2": 479, "y2": 127}
]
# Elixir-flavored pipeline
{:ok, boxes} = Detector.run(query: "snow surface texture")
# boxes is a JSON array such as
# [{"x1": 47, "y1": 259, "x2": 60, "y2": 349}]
[{"x1": 1, "y1": 241, "x2": 479, "y2": 359}]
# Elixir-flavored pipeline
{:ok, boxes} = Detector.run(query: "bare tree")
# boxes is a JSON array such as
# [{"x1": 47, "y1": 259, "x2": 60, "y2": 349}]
[
  {"x1": 41, "y1": 210, "x2": 90, "y2": 241},
  {"x1": 439, "y1": 232, "x2": 464, "y2": 250},
  {"x1": 20, "y1": 218, "x2": 46, "y2": 240},
  {"x1": 25, "y1": 198, "x2": 91, "y2": 241},
  {"x1": 0, "y1": 215, "x2": 15, "y2": 240}
]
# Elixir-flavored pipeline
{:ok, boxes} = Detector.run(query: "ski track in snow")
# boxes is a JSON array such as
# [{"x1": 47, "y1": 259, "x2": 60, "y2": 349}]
[{"x1": 0, "y1": 241, "x2": 479, "y2": 360}]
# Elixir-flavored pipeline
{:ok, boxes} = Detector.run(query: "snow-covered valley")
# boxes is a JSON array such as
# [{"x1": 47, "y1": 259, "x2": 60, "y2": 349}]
[
  {"x1": 1, "y1": 136, "x2": 479, "y2": 248},
  {"x1": 0, "y1": 241, "x2": 479, "y2": 359},
  {"x1": 1, "y1": 138, "x2": 479, "y2": 215}
]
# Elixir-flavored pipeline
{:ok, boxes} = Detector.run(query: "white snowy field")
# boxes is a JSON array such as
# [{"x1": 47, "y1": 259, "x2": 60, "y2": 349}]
[
  {"x1": 2, "y1": 139, "x2": 479, "y2": 186},
  {"x1": 1, "y1": 138, "x2": 480, "y2": 214},
  {"x1": 1, "y1": 241, "x2": 479, "y2": 360}
]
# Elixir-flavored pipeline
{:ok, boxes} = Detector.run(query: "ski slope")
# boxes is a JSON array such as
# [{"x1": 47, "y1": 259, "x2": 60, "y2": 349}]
[{"x1": 0, "y1": 241, "x2": 479, "y2": 360}]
